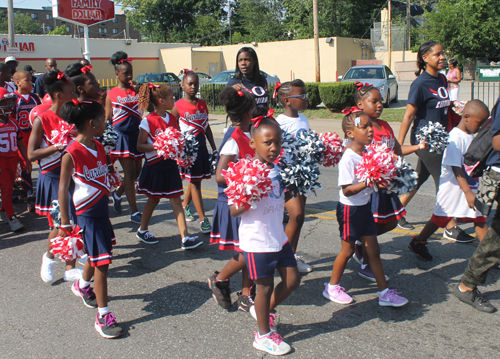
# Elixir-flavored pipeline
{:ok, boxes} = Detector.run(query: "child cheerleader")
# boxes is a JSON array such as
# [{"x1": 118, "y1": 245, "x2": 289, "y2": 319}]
[
  {"x1": 353, "y1": 84, "x2": 425, "y2": 279},
  {"x1": 65, "y1": 62, "x2": 101, "y2": 101},
  {"x1": 229, "y1": 116, "x2": 300, "y2": 356},
  {"x1": 171, "y1": 71, "x2": 217, "y2": 233},
  {"x1": 59, "y1": 100, "x2": 122, "y2": 339},
  {"x1": 135, "y1": 83, "x2": 202, "y2": 249},
  {"x1": 323, "y1": 110, "x2": 408, "y2": 307},
  {"x1": 209, "y1": 87, "x2": 256, "y2": 311},
  {"x1": 274, "y1": 79, "x2": 312, "y2": 273},
  {"x1": 28, "y1": 69, "x2": 81, "y2": 283},
  {"x1": 105, "y1": 51, "x2": 143, "y2": 222}
]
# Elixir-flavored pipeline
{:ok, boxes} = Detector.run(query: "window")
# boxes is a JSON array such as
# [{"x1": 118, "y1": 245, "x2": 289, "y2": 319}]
[
  {"x1": 113, "y1": 29, "x2": 118, "y2": 34},
  {"x1": 46, "y1": 14, "x2": 52, "y2": 20},
  {"x1": 113, "y1": 18, "x2": 118, "y2": 23},
  {"x1": 385, "y1": 66, "x2": 393, "y2": 77},
  {"x1": 31, "y1": 14, "x2": 38, "y2": 19},
  {"x1": 66, "y1": 27, "x2": 70, "y2": 32},
  {"x1": 99, "y1": 28, "x2": 108, "y2": 34},
  {"x1": 79, "y1": 27, "x2": 84, "y2": 32},
  {"x1": 47, "y1": 26, "x2": 53, "y2": 31}
]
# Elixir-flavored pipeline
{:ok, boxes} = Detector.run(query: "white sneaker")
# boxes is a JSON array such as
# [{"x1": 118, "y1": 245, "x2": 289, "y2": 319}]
[
  {"x1": 249, "y1": 305, "x2": 279, "y2": 332},
  {"x1": 63, "y1": 268, "x2": 84, "y2": 282},
  {"x1": 40, "y1": 252, "x2": 57, "y2": 283},
  {"x1": 253, "y1": 331, "x2": 291, "y2": 356},
  {"x1": 295, "y1": 254, "x2": 313, "y2": 273},
  {"x1": 78, "y1": 254, "x2": 88, "y2": 266},
  {"x1": 8, "y1": 216, "x2": 24, "y2": 232}
]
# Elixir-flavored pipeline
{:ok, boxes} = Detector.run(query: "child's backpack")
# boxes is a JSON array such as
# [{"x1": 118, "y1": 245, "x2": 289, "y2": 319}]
[{"x1": 464, "y1": 98, "x2": 499, "y2": 178}]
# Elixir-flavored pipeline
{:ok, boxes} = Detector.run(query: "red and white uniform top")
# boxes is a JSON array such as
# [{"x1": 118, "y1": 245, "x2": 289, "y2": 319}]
[
  {"x1": 30, "y1": 109, "x2": 64, "y2": 176},
  {"x1": 371, "y1": 119, "x2": 396, "y2": 150},
  {"x1": 0, "y1": 117, "x2": 22, "y2": 159},
  {"x1": 3, "y1": 82, "x2": 16, "y2": 93},
  {"x1": 175, "y1": 98, "x2": 209, "y2": 136},
  {"x1": 13, "y1": 91, "x2": 41, "y2": 134},
  {"x1": 139, "y1": 111, "x2": 179, "y2": 165},
  {"x1": 107, "y1": 87, "x2": 141, "y2": 133},
  {"x1": 64, "y1": 140, "x2": 110, "y2": 217}
]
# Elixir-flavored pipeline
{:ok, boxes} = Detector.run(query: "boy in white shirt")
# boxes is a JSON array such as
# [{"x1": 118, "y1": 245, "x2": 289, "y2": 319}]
[{"x1": 409, "y1": 100, "x2": 490, "y2": 261}]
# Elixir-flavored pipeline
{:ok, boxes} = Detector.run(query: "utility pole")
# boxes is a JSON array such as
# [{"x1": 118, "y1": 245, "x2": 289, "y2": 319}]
[
  {"x1": 313, "y1": 0, "x2": 320, "y2": 82},
  {"x1": 7, "y1": 0, "x2": 15, "y2": 47},
  {"x1": 406, "y1": 0, "x2": 411, "y2": 50},
  {"x1": 388, "y1": 0, "x2": 392, "y2": 70}
]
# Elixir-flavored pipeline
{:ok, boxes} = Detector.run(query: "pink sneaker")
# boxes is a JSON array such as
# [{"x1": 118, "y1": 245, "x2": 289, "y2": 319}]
[
  {"x1": 378, "y1": 289, "x2": 408, "y2": 307},
  {"x1": 322, "y1": 283, "x2": 353, "y2": 304}
]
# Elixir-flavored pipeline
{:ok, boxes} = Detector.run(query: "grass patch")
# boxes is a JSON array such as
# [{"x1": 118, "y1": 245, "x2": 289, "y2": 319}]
[{"x1": 210, "y1": 107, "x2": 406, "y2": 122}]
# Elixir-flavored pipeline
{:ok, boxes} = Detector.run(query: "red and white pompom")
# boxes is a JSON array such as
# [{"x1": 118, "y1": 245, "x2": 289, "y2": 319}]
[
  {"x1": 153, "y1": 127, "x2": 185, "y2": 160},
  {"x1": 50, "y1": 226, "x2": 85, "y2": 262},
  {"x1": 51, "y1": 121, "x2": 77, "y2": 150},
  {"x1": 355, "y1": 143, "x2": 397, "y2": 189},
  {"x1": 222, "y1": 158, "x2": 273, "y2": 210},
  {"x1": 107, "y1": 168, "x2": 122, "y2": 190},
  {"x1": 319, "y1": 132, "x2": 343, "y2": 167}
]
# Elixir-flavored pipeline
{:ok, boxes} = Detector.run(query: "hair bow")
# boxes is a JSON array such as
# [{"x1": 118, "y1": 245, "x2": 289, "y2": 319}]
[
  {"x1": 81, "y1": 65, "x2": 93, "y2": 74},
  {"x1": 341, "y1": 106, "x2": 361, "y2": 115},
  {"x1": 356, "y1": 82, "x2": 373, "y2": 90},
  {"x1": 117, "y1": 58, "x2": 132, "y2": 65},
  {"x1": 71, "y1": 99, "x2": 93, "y2": 105},
  {"x1": 183, "y1": 68, "x2": 197, "y2": 74},
  {"x1": 56, "y1": 71, "x2": 70, "y2": 83},
  {"x1": 237, "y1": 90, "x2": 244, "y2": 97},
  {"x1": 148, "y1": 82, "x2": 160, "y2": 89},
  {"x1": 251, "y1": 108, "x2": 275, "y2": 128},
  {"x1": 272, "y1": 82, "x2": 282, "y2": 99}
]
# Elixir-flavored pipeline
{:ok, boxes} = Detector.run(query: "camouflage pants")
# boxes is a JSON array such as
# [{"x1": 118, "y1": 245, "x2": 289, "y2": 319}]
[{"x1": 462, "y1": 169, "x2": 500, "y2": 289}]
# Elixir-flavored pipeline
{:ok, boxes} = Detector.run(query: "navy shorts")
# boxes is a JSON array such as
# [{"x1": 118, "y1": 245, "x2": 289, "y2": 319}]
[
  {"x1": 243, "y1": 242, "x2": 297, "y2": 280},
  {"x1": 336, "y1": 202, "x2": 377, "y2": 242}
]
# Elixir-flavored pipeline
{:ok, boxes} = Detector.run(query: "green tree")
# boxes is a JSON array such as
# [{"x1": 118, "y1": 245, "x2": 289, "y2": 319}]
[
  {"x1": 48, "y1": 25, "x2": 69, "y2": 35},
  {"x1": 0, "y1": 11, "x2": 41, "y2": 34},
  {"x1": 417, "y1": 0, "x2": 500, "y2": 63}
]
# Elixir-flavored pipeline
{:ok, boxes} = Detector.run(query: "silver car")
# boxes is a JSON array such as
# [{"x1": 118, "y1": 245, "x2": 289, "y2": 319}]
[
  {"x1": 178, "y1": 71, "x2": 212, "y2": 85},
  {"x1": 338, "y1": 65, "x2": 398, "y2": 107}
]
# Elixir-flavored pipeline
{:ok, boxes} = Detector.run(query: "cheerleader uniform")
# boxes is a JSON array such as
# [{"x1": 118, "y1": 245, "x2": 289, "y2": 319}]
[
  {"x1": 64, "y1": 140, "x2": 115, "y2": 266},
  {"x1": 107, "y1": 87, "x2": 143, "y2": 159},
  {"x1": 14, "y1": 91, "x2": 40, "y2": 195},
  {"x1": 210, "y1": 127, "x2": 254, "y2": 251},
  {"x1": 175, "y1": 98, "x2": 211, "y2": 181},
  {"x1": 370, "y1": 119, "x2": 406, "y2": 223},
  {"x1": 136, "y1": 112, "x2": 184, "y2": 198},
  {"x1": 31, "y1": 110, "x2": 76, "y2": 227}
]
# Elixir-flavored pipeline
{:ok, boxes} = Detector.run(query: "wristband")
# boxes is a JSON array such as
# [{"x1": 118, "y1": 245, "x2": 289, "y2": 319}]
[{"x1": 60, "y1": 224, "x2": 72, "y2": 228}]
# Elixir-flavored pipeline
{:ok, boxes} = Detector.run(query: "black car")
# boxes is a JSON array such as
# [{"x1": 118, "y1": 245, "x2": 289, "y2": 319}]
[{"x1": 134, "y1": 72, "x2": 182, "y2": 100}]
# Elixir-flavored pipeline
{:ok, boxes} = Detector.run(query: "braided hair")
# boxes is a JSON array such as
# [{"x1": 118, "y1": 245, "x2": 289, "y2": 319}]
[
  {"x1": 354, "y1": 82, "x2": 378, "y2": 104},
  {"x1": 275, "y1": 79, "x2": 305, "y2": 106},
  {"x1": 415, "y1": 41, "x2": 440, "y2": 77},
  {"x1": 342, "y1": 111, "x2": 368, "y2": 139},
  {"x1": 137, "y1": 83, "x2": 172, "y2": 112},
  {"x1": 218, "y1": 86, "x2": 255, "y2": 126},
  {"x1": 60, "y1": 100, "x2": 104, "y2": 132}
]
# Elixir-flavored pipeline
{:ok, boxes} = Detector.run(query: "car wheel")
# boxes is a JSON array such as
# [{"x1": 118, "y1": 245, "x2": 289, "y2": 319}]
[
  {"x1": 391, "y1": 87, "x2": 398, "y2": 103},
  {"x1": 383, "y1": 90, "x2": 390, "y2": 108}
]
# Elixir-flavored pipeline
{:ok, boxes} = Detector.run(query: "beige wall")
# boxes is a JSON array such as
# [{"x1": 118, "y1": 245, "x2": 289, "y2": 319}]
[
  {"x1": 373, "y1": 50, "x2": 417, "y2": 72},
  {"x1": 191, "y1": 51, "x2": 221, "y2": 75}
]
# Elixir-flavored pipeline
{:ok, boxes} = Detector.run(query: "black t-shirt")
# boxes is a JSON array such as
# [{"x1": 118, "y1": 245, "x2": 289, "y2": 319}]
[
  {"x1": 227, "y1": 74, "x2": 268, "y2": 108},
  {"x1": 486, "y1": 98, "x2": 500, "y2": 167},
  {"x1": 407, "y1": 71, "x2": 450, "y2": 145}
]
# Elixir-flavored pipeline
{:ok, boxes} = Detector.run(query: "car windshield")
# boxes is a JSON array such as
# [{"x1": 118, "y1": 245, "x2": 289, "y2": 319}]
[
  {"x1": 211, "y1": 72, "x2": 235, "y2": 82},
  {"x1": 344, "y1": 68, "x2": 385, "y2": 80}
]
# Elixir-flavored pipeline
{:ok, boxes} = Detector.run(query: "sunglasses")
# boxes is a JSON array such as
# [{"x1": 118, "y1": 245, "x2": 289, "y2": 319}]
[{"x1": 285, "y1": 93, "x2": 308, "y2": 100}]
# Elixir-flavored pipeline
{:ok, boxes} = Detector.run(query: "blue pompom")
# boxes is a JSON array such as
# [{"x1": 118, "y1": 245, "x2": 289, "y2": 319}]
[
  {"x1": 416, "y1": 122, "x2": 449, "y2": 154},
  {"x1": 387, "y1": 161, "x2": 419, "y2": 196},
  {"x1": 102, "y1": 123, "x2": 118, "y2": 154},
  {"x1": 49, "y1": 199, "x2": 61, "y2": 229}
]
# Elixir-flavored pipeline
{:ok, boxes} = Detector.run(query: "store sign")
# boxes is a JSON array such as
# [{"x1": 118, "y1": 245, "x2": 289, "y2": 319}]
[
  {"x1": 52, "y1": 0, "x2": 115, "y2": 26},
  {"x1": 0, "y1": 41, "x2": 35, "y2": 53}
]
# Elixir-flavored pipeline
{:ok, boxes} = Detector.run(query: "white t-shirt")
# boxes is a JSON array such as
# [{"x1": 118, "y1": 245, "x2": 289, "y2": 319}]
[
  {"x1": 276, "y1": 113, "x2": 310, "y2": 135},
  {"x1": 338, "y1": 148, "x2": 373, "y2": 206},
  {"x1": 434, "y1": 127, "x2": 482, "y2": 218},
  {"x1": 239, "y1": 166, "x2": 289, "y2": 253},
  {"x1": 219, "y1": 132, "x2": 251, "y2": 157}
]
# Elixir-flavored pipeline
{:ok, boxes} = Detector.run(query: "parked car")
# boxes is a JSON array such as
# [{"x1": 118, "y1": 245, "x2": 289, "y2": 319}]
[
  {"x1": 134, "y1": 72, "x2": 182, "y2": 100},
  {"x1": 208, "y1": 70, "x2": 280, "y2": 85},
  {"x1": 338, "y1": 65, "x2": 398, "y2": 107},
  {"x1": 178, "y1": 71, "x2": 212, "y2": 85}
]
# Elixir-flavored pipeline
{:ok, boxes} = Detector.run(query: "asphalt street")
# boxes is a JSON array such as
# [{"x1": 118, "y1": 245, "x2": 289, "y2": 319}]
[{"x1": 2, "y1": 82, "x2": 499, "y2": 359}]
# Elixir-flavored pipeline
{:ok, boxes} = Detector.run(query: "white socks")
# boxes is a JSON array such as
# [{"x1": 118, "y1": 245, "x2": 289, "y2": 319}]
[
  {"x1": 79, "y1": 278, "x2": 91, "y2": 288},
  {"x1": 378, "y1": 288, "x2": 389, "y2": 296},
  {"x1": 98, "y1": 306, "x2": 110, "y2": 318}
]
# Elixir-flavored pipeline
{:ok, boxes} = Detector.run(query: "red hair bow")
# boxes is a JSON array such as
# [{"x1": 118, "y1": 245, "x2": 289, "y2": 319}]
[
  {"x1": 272, "y1": 82, "x2": 282, "y2": 99},
  {"x1": 81, "y1": 65, "x2": 92, "y2": 74},
  {"x1": 148, "y1": 82, "x2": 160, "y2": 89},
  {"x1": 237, "y1": 90, "x2": 244, "y2": 97},
  {"x1": 71, "y1": 99, "x2": 93, "y2": 105},
  {"x1": 57, "y1": 71, "x2": 70, "y2": 83},
  {"x1": 251, "y1": 108, "x2": 275, "y2": 128},
  {"x1": 117, "y1": 58, "x2": 132, "y2": 64},
  {"x1": 341, "y1": 106, "x2": 361, "y2": 115},
  {"x1": 356, "y1": 82, "x2": 373, "y2": 90}
]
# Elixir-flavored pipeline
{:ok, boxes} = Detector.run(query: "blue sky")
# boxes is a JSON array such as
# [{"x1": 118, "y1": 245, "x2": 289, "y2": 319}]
[{"x1": 2, "y1": 0, "x2": 122, "y2": 11}]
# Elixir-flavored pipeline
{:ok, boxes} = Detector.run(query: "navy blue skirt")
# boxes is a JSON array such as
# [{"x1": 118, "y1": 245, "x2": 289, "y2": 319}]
[
  {"x1": 77, "y1": 215, "x2": 115, "y2": 267},
  {"x1": 35, "y1": 173, "x2": 76, "y2": 225},
  {"x1": 180, "y1": 134, "x2": 211, "y2": 182},
  {"x1": 110, "y1": 130, "x2": 144, "y2": 159},
  {"x1": 210, "y1": 192, "x2": 241, "y2": 251},
  {"x1": 137, "y1": 159, "x2": 184, "y2": 199},
  {"x1": 370, "y1": 188, "x2": 406, "y2": 223}
]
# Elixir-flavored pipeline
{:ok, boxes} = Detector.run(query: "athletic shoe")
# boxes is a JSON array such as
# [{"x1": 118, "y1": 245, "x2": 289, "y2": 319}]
[
  {"x1": 63, "y1": 268, "x2": 83, "y2": 282},
  {"x1": 26, "y1": 196, "x2": 35, "y2": 212},
  {"x1": 322, "y1": 283, "x2": 353, "y2": 304},
  {"x1": 78, "y1": 254, "x2": 88, "y2": 266},
  {"x1": 236, "y1": 292, "x2": 254, "y2": 312},
  {"x1": 352, "y1": 241, "x2": 363, "y2": 265},
  {"x1": 378, "y1": 289, "x2": 408, "y2": 307},
  {"x1": 136, "y1": 230, "x2": 159, "y2": 244},
  {"x1": 71, "y1": 281, "x2": 97, "y2": 308},
  {"x1": 358, "y1": 264, "x2": 390, "y2": 282},
  {"x1": 451, "y1": 285, "x2": 497, "y2": 313},
  {"x1": 295, "y1": 254, "x2": 313, "y2": 273},
  {"x1": 130, "y1": 212, "x2": 142, "y2": 223},
  {"x1": 40, "y1": 252, "x2": 57, "y2": 283},
  {"x1": 200, "y1": 217, "x2": 212, "y2": 234},
  {"x1": 249, "y1": 306, "x2": 279, "y2": 332},
  {"x1": 94, "y1": 312, "x2": 123, "y2": 339},
  {"x1": 181, "y1": 236, "x2": 203, "y2": 250},
  {"x1": 408, "y1": 236, "x2": 433, "y2": 261},
  {"x1": 111, "y1": 191, "x2": 122, "y2": 214},
  {"x1": 443, "y1": 226, "x2": 475, "y2": 243},
  {"x1": 397, "y1": 217, "x2": 414, "y2": 230},
  {"x1": 253, "y1": 331, "x2": 291, "y2": 356},
  {"x1": 0, "y1": 210, "x2": 8, "y2": 224},
  {"x1": 184, "y1": 205, "x2": 195, "y2": 222},
  {"x1": 8, "y1": 216, "x2": 24, "y2": 232},
  {"x1": 208, "y1": 272, "x2": 232, "y2": 309}
]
